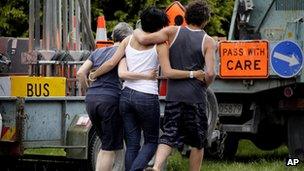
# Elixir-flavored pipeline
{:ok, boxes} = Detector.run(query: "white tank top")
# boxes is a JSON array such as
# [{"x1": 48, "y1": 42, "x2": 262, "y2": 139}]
[{"x1": 123, "y1": 35, "x2": 159, "y2": 95}]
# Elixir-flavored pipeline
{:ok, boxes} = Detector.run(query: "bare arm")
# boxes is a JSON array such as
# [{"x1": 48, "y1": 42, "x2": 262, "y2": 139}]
[
  {"x1": 118, "y1": 58, "x2": 157, "y2": 80},
  {"x1": 157, "y1": 43, "x2": 205, "y2": 80},
  {"x1": 133, "y1": 26, "x2": 176, "y2": 45},
  {"x1": 76, "y1": 59, "x2": 93, "y2": 95},
  {"x1": 203, "y1": 35, "x2": 216, "y2": 86},
  {"x1": 90, "y1": 36, "x2": 130, "y2": 80}
]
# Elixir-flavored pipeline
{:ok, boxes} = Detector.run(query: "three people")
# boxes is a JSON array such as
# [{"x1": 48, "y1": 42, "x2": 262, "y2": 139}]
[{"x1": 79, "y1": 0, "x2": 216, "y2": 170}]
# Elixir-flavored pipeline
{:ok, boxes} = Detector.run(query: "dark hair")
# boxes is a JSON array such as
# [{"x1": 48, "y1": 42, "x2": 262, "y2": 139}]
[
  {"x1": 140, "y1": 7, "x2": 169, "y2": 33},
  {"x1": 185, "y1": 1, "x2": 211, "y2": 27}
]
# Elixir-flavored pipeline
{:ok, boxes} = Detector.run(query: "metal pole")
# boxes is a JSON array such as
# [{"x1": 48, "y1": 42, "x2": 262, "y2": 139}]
[
  {"x1": 34, "y1": 0, "x2": 41, "y2": 49},
  {"x1": 62, "y1": 0, "x2": 68, "y2": 50},
  {"x1": 75, "y1": 0, "x2": 80, "y2": 50},
  {"x1": 29, "y1": 0, "x2": 35, "y2": 52},
  {"x1": 29, "y1": 0, "x2": 35, "y2": 75},
  {"x1": 42, "y1": 0, "x2": 47, "y2": 49},
  {"x1": 81, "y1": 0, "x2": 88, "y2": 50},
  {"x1": 228, "y1": 0, "x2": 239, "y2": 40},
  {"x1": 69, "y1": 0, "x2": 74, "y2": 50},
  {"x1": 45, "y1": 0, "x2": 52, "y2": 50},
  {"x1": 84, "y1": 0, "x2": 91, "y2": 50},
  {"x1": 52, "y1": 0, "x2": 58, "y2": 50},
  {"x1": 58, "y1": 0, "x2": 62, "y2": 50},
  {"x1": 77, "y1": 0, "x2": 95, "y2": 50}
]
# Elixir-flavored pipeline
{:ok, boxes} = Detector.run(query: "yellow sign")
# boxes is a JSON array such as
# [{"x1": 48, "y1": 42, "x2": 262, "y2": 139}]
[{"x1": 11, "y1": 76, "x2": 66, "y2": 97}]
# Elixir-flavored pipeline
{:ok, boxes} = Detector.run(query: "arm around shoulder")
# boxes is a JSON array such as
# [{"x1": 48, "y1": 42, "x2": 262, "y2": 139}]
[
  {"x1": 157, "y1": 43, "x2": 205, "y2": 80},
  {"x1": 133, "y1": 26, "x2": 176, "y2": 45},
  {"x1": 90, "y1": 37, "x2": 129, "y2": 79}
]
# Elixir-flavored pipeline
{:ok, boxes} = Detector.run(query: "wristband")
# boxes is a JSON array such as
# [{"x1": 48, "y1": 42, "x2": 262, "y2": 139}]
[
  {"x1": 189, "y1": 71, "x2": 194, "y2": 78},
  {"x1": 88, "y1": 73, "x2": 97, "y2": 82}
]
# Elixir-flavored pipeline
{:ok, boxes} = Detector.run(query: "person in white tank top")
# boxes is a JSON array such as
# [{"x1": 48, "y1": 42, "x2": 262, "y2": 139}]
[
  {"x1": 122, "y1": 35, "x2": 159, "y2": 95},
  {"x1": 89, "y1": 7, "x2": 205, "y2": 171}
]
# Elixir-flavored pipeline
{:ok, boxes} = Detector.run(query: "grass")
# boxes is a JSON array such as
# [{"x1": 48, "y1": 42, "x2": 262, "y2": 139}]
[
  {"x1": 24, "y1": 148, "x2": 66, "y2": 156},
  {"x1": 167, "y1": 140, "x2": 304, "y2": 171},
  {"x1": 23, "y1": 140, "x2": 304, "y2": 171}
]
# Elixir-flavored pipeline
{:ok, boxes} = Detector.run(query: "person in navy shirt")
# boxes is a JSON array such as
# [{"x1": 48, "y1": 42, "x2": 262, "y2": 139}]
[{"x1": 77, "y1": 22, "x2": 156, "y2": 171}]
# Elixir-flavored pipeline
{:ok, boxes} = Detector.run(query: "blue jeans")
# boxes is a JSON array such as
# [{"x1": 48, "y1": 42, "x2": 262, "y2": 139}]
[{"x1": 120, "y1": 87, "x2": 160, "y2": 171}]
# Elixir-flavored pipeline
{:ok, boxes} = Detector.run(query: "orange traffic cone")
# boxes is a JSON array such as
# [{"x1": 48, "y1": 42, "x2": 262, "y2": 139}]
[
  {"x1": 96, "y1": 16, "x2": 107, "y2": 41},
  {"x1": 95, "y1": 16, "x2": 113, "y2": 48}
]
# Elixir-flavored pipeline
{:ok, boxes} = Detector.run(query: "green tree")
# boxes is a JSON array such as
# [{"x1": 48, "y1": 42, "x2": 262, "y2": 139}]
[
  {"x1": 0, "y1": 0, "x2": 29, "y2": 37},
  {"x1": 0, "y1": 0, "x2": 234, "y2": 37},
  {"x1": 92, "y1": 0, "x2": 172, "y2": 36},
  {"x1": 205, "y1": 0, "x2": 234, "y2": 36},
  {"x1": 96, "y1": 0, "x2": 234, "y2": 37}
]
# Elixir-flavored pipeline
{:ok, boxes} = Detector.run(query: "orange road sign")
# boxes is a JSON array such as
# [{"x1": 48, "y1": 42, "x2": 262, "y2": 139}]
[
  {"x1": 165, "y1": 1, "x2": 187, "y2": 26},
  {"x1": 219, "y1": 40, "x2": 269, "y2": 78}
]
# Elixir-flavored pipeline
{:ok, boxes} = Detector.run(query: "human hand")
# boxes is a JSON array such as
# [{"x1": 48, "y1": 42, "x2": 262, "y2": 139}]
[
  {"x1": 194, "y1": 70, "x2": 205, "y2": 82},
  {"x1": 146, "y1": 69, "x2": 158, "y2": 80},
  {"x1": 88, "y1": 69, "x2": 97, "y2": 82}
]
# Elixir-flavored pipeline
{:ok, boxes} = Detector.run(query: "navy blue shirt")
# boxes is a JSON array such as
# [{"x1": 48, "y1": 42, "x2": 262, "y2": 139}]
[{"x1": 86, "y1": 46, "x2": 121, "y2": 98}]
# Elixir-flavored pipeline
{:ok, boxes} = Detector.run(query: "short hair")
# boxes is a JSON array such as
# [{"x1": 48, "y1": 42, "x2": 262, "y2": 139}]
[
  {"x1": 185, "y1": 1, "x2": 211, "y2": 27},
  {"x1": 111, "y1": 22, "x2": 133, "y2": 42},
  {"x1": 140, "y1": 7, "x2": 169, "y2": 33}
]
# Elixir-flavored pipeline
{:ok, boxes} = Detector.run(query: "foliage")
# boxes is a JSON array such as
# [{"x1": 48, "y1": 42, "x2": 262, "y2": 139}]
[
  {"x1": 0, "y1": 0, "x2": 234, "y2": 37},
  {"x1": 205, "y1": 0, "x2": 235, "y2": 36},
  {"x1": 0, "y1": 0, "x2": 29, "y2": 37},
  {"x1": 95, "y1": 0, "x2": 234, "y2": 37}
]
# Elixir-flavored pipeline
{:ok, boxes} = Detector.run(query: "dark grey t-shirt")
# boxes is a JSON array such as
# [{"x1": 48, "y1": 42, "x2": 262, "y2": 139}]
[
  {"x1": 166, "y1": 27, "x2": 207, "y2": 103},
  {"x1": 86, "y1": 46, "x2": 121, "y2": 98}
]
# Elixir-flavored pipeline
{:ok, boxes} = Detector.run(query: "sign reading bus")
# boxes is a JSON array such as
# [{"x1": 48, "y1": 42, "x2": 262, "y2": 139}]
[
  {"x1": 219, "y1": 40, "x2": 269, "y2": 78},
  {"x1": 11, "y1": 76, "x2": 66, "y2": 97}
]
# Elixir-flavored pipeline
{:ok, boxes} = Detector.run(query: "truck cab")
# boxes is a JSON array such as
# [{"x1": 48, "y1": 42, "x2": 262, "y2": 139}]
[{"x1": 214, "y1": 0, "x2": 304, "y2": 159}]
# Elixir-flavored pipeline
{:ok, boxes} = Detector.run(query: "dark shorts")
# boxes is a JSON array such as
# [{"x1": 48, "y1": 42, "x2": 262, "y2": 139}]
[
  {"x1": 160, "y1": 101, "x2": 208, "y2": 150},
  {"x1": 85, "y1": 94, "x2": 123, "y2": 151}
]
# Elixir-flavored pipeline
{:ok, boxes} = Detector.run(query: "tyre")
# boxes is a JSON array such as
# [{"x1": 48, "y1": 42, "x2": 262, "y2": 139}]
[
  {"x1": 222, "y1": 133, "x2": 239, "y2": 159},
  {"x1": 288, "y1": 114, "x2": 304, "y2": 161},
  {"x1": 252, "y1": 123, "x2": 283, "y2": 151},
  {"x1": 206, "y1": 88, "x2": 219, "y2": 147},
  {"x1": 88, "y1": 130, "x2": 124, "y2": 171}
]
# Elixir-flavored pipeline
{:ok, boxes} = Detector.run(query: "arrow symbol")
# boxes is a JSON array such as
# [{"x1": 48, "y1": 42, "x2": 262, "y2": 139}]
[{"x1": 273, "y1": 52, "x2": 299, "y2": 66}]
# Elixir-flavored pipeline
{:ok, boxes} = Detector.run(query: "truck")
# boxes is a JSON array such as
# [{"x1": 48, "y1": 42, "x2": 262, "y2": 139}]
[{"x1": 213, "y1": 0, "x2": 304, "y2": 160}]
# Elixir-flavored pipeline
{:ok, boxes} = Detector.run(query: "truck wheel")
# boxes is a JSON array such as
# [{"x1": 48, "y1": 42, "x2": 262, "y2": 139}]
[
  {"x1": 288, "y1": 114, "x2": 304, "y2": 161},
  {"x1": 222, "y1": 133, "x2": 239, "y2": 159},
  {"x1": 253, "y1": 125, "x2": 283, "y2": 150},
  {"x1": 88, "y1": 131, "x2": 124, "y2": 171},
  {"x1": 206, "y1": 88, "x2": 219, "y2": 146}
]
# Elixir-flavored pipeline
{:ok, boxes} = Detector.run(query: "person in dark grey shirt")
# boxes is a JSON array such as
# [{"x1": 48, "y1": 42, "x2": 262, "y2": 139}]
[
  {"x1": 134, "y1": 1, "x2": 216, "y2": 171},
  {"x1": 77, "y1": 22, "x2": 156, "y2": 171}
]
